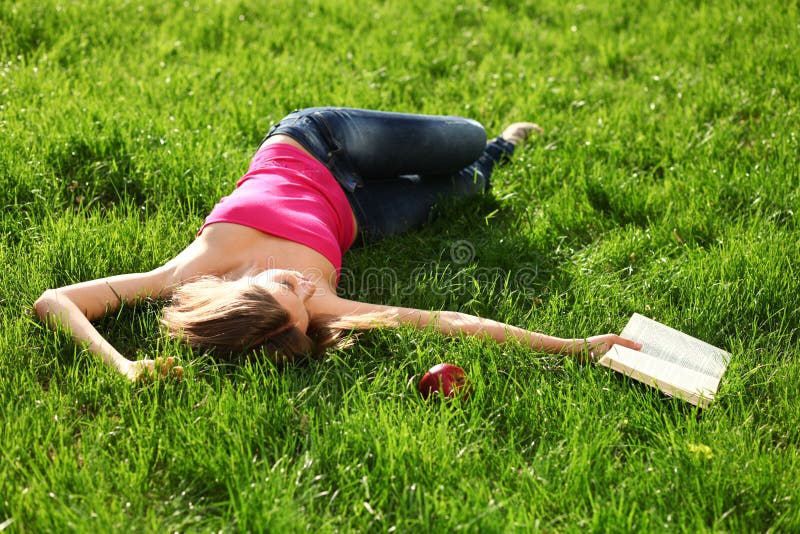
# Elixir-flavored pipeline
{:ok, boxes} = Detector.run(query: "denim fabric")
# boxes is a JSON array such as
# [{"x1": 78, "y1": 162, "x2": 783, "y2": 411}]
[
  {"x1": 346, "y1": 136, "x2": 514, "y2": 244},
  {"x1": 263, "y1": 107, "x2": 515, "y2": 244}
]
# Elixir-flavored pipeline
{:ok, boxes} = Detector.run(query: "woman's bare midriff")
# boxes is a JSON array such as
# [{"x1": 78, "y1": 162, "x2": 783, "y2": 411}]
[
  {"x1": 260, "y1": 133, "x2": 308, "y2": 153},
  {"x1": 262, "y1": 134, "x2": 359, "y2": 243}
]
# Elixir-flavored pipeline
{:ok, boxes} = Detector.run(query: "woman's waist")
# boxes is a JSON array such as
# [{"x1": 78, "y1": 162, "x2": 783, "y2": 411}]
[{"x1": 259, "y1": 134, "x2": 310, "y2": 154}]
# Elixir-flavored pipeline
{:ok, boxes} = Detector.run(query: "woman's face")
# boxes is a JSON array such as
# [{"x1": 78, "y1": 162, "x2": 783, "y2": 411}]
[{"x1": 249, "y1": 269, "x2": 317, "y2": 332}]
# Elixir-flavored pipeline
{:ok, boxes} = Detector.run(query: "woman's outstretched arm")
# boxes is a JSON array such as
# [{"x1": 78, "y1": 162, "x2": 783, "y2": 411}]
[
  {"x1": 423, "y1": 308, "x2": 641, "y2": 357},
  {"x1": 34, "y1": 268, "x2": 178, "y2": 380},
  {"x1": 33, "y1": 235, "x2": 236, "y2": 380},
  {"x1": 322, "y1": 297, "x2": 641, "y2": 358}
]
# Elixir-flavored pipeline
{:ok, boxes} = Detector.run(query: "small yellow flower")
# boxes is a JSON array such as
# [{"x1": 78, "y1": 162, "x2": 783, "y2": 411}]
[{"x1": 687, "y1": 443, "x2": 714, "y2": 460}]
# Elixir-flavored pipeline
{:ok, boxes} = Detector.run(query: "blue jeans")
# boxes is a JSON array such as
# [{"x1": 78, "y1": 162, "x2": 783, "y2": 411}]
[{"x1": 263, "y1": 107, "x2": 515, "y2": 244}]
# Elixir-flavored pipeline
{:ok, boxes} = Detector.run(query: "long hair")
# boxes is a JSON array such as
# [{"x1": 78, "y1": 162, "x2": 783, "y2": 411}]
[{"x1": 161, "y1": 276, "x2": 381, "y2": 364}]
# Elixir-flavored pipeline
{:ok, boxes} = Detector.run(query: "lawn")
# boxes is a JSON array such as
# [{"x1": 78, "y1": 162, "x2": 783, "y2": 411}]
[{"x1": 1, "y1": 0, "x2": 798, "y2": 531}]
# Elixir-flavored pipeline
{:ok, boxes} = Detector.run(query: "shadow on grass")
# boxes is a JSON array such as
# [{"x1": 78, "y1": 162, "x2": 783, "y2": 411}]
[
  {"x1": 342, "y1": 192, "x2": 570, "y2": 311},
  {"x1": 46, "y1": 129, "x2": 149, "y2": 212}
]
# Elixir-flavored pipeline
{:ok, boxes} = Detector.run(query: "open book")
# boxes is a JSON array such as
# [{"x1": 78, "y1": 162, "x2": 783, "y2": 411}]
[{"x1": 598, "y1": 313, "x2": 731, "y2": 408}]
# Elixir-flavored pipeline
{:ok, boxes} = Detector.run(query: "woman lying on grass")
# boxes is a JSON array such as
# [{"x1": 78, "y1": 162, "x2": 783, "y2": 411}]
[{"x1": 35, "y1": 107, "x2": 641, "y2": 380}]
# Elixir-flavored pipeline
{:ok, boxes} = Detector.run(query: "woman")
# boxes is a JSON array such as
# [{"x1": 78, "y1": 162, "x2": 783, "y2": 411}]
[{"x1": 34, "y1": 107, "x2": 641, "y2": 380}]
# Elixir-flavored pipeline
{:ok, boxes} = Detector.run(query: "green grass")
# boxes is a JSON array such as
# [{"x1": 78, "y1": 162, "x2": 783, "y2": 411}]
[{"x1": 2, "y1": 0, "x2": 799, "y2": 530}]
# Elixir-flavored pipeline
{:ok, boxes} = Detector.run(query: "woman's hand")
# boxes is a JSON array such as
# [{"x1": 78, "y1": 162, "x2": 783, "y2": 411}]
[
  {"x1": 123, "y1": 357, "x2": 184, "y2": 382},
  {"x1": 577, "y1": 334, "x2": 642, "y2": 360}
]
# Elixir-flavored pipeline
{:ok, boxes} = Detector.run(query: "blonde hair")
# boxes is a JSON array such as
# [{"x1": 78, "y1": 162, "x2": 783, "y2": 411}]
[{"x1": 161, "y1": 276, "x2": 381, "y2": 364}]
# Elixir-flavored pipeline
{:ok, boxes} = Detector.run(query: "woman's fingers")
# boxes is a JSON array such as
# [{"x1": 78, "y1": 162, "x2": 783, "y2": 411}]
[
  {"x1": 583, "y1": 334, "x2": 642, "y2": 360},
  {"x1": 155, "y1": 357, "x2": 184, "y2": 379},
  {"x1": 127, "y1": 357, "x2": 183, "y2": 381},
  {"x1": 608, "y1": 335, "x2": 643, "y2": 352}
]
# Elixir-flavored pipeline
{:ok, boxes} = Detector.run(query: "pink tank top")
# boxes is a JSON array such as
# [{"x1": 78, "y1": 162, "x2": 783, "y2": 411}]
[{"x1": 199, "y1": 143, "x2": 356, "y2": 275}]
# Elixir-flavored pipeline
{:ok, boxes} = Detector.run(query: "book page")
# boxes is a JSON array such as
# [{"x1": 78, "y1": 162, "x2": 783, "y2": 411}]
[
  {"x1": 599, "y1": 344, "x2": 721, "y2": 408},
  {"x1": 619, "y1": 313, "x2": 730, "y2": 380}
]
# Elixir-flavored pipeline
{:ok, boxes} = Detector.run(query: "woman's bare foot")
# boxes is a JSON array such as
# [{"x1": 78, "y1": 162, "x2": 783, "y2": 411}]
[{"x1": 501, "y1": 122, "x2": 543, "y2": 146}]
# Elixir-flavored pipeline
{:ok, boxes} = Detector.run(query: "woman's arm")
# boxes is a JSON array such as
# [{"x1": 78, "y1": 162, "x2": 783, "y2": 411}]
[
  {"x1": 34, "y1": 268, "x2": 177, "y2": 380},
  {"x1": 33, "y1": 235, "x2": 237, "y2": 380},
  {"x1": 430, "y1": 309, "x2": 642, "y2": 357},
  {"x1": 322, "y1": 297, "x2": 641, "y2": 358}
]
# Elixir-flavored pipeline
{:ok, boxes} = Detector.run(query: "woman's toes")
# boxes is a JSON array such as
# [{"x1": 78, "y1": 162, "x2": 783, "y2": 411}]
[{"x1": 501, "y1": 122, "x2": 543, "y2": 145}]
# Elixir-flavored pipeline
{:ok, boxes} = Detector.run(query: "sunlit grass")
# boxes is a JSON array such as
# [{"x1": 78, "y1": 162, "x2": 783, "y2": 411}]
[{"x1": 1, "y1": 0, "x2": 798, "y2": 530}]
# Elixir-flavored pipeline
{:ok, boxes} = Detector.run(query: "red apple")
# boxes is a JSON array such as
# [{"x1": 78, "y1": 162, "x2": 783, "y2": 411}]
[{"x1": 418, "y1": 363, "x2": 469, "y2": 400}]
